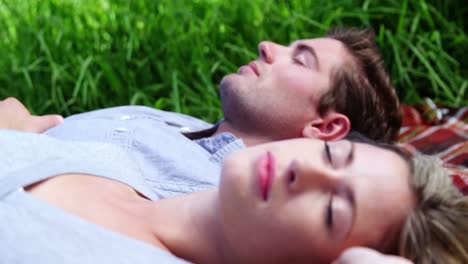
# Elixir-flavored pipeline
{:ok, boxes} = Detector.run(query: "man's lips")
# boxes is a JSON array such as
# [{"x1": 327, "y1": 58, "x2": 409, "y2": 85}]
[
  {"x1": 238, "y1": 61, "x2": 259, "y2": 76},
  {"x1": 248, "y1": 61, "x2": 259, "y2": 76},
  {"x1": 256, "y1": 151, "x2": 275, "y2": 200}
]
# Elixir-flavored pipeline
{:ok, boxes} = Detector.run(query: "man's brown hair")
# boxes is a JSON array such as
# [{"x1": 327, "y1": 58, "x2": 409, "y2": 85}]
[{"x1": 319, "y1": 27, "x2": 402, "y2": 142}]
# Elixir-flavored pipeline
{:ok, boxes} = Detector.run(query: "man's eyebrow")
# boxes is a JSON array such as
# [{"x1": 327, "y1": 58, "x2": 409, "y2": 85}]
[{"x1": 294, "y1": 42, "x2": 321, "y2": 70}]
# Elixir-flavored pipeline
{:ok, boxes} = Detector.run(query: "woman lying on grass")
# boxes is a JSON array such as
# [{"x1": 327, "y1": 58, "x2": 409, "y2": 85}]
[{"x1": 1, "y1": 103, "x2": 467, "y2": 263}]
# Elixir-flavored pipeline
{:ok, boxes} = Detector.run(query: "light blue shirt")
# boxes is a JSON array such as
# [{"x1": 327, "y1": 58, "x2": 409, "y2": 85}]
[
  {"x1": 0, "y1": 130, "x2": 190, "y2": 263},
  {"x1": 0, "y1": 106, "x2": 246, "y2": 263},
  {"x1": 45, "y1": 106, "x2": 246, "y2": 198}
]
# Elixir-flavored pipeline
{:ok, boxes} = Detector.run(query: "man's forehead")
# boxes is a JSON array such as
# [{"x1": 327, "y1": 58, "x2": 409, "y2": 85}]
[{"x1": 289, "y1": 37, "x2": 342, "y2": 48}]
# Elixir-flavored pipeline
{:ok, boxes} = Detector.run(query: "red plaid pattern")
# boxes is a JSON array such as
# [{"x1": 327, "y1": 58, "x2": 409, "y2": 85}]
[{"x1": 398, "y1": 101, "x2": 468, "y2": 195}]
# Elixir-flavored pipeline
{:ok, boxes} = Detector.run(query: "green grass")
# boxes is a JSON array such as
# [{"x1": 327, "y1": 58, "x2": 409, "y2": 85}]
[{"x1": 0, "y1": 0, "x2": 466, "y2": 121}]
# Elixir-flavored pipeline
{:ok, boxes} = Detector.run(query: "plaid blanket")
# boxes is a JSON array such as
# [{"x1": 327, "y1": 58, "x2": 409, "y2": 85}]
[{"x1": 398, "y1": 99, "x2": 468, "y2": 195}]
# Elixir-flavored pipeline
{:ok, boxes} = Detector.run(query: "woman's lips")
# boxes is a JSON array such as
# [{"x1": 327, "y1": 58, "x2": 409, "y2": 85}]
[{"x1": 256, "y1": 151, "x2": 275, "y2": 200}]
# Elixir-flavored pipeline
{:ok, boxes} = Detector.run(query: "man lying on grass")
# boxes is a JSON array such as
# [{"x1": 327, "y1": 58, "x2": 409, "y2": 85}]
[{"x1": 5, "y1": 27, "x2": 401, "y2": 143}]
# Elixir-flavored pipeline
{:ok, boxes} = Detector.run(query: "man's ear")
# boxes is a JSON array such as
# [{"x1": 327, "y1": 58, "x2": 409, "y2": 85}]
[{"x1": 302, "y1": 112, "x2": 350, "y2": 140}]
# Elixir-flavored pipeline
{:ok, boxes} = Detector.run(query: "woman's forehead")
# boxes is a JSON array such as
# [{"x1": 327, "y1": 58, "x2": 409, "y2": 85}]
[{"x1": 344, "y1": 142, "x2": 414, "y2": 249}]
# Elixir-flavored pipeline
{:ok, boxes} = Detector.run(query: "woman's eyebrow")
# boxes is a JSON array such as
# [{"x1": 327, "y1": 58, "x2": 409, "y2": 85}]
[
  {"x1": 345, "y1": 167, "x2": 356, "y2": 241},
  {"x1": 340, "y1": 140, "x2": 356, "y2": 241},
  {"x1": 339, "y1": 180, "x2": 356, "y2": 242}
]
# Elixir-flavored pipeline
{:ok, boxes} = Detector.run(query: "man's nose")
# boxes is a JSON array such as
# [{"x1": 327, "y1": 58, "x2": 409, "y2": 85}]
[
  {"x1": 288, "y1": 159, "x2": 342, "y2": 193},
  {"x1": 258, "y1": 41, "x2": 283, "y2": 64}
]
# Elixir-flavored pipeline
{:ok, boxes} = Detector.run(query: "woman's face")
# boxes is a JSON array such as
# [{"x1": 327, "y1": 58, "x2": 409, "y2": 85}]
[{"x1": 218, "y1": 138, "x2": 414, "y2": 263}]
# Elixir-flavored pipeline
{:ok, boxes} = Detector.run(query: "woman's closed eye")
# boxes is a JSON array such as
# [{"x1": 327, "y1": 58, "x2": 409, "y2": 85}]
[
  {"x1": 325, "y1": 192, "x2": 354, "y2": 242},
  {"x1": 324, "y1": 141, "x2": 333, "y2": 167},
  {"x1": 325, "y1": 140, "x2": 354, "y2": 169},
  {"x1": 326, "y1": 193, "x2": 334, "y2": 229}
]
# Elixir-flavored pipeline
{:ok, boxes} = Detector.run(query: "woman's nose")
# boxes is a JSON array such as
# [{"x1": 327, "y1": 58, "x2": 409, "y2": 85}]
[
  {"x1": 258, "y1": 41, "x2": 276, "y2": 64},
  {"x1": 287, "y1": 159, "x2": 341, "y2": 193}
]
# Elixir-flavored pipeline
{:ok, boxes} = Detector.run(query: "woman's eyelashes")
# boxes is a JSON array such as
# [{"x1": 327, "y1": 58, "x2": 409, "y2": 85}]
[
  {"x1": 326, "y1": 193, "x2": 334, "y2": 229},
  {"x1": 324, "y1": 141, "x2": 333, "y2": 166},
  {"x1": 325, "y1": 141, "x2": 354, "y2": 169}
]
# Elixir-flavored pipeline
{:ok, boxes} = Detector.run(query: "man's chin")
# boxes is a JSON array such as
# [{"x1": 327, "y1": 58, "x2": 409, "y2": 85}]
[
  {"x1": 220, "y1": 75, "x2": 239, "y2": 94},
  {"x1": 220, "y1": 72, "x2": 252, "y2": 92},
  {"x1": 221, "y1": 72, "x2": 240, "y2": 84}
]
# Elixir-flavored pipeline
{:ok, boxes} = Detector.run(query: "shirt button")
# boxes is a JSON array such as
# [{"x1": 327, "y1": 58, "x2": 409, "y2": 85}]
[
  {"x1": 120, "y1": 115, "x2": 131, "y2": 120},
  {"x1": 179, "y1": 126, "x2": 191, "y2": 133}
]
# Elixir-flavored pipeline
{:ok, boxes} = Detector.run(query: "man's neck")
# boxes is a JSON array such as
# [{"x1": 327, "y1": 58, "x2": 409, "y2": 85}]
[{"x1": 213, "y1": 120, "x2": 273, "y2": 147}]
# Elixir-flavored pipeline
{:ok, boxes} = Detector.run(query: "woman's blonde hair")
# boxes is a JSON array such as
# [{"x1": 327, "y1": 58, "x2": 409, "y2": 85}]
[{"x1": 399, "y1": 155, "x2": 468, "y2": 263}]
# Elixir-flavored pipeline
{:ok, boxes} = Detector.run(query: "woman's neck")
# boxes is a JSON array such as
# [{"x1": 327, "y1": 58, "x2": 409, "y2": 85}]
[{"x1": 146, "y1": 189, "x2": 233, "y2": 263}]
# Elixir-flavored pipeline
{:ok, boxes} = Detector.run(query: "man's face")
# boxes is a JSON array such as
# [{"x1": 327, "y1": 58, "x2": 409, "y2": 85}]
[{"x1": 220, "y1": 37, "x2": 350, "y2": 140}]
